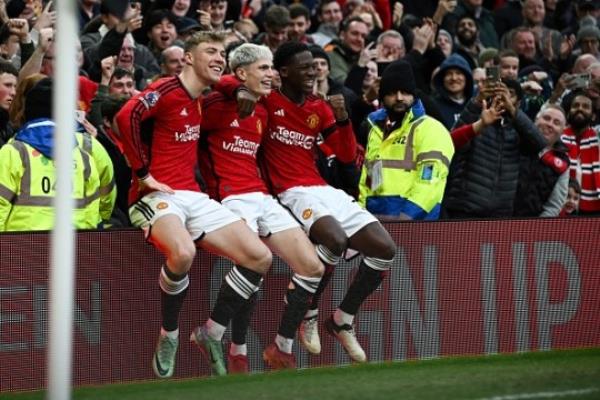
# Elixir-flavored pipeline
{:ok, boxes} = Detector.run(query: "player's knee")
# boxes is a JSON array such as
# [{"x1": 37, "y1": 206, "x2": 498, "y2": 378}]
[
  {"x1": 169, "y1": 241, "x2": 196, "y2": 271},
  {"x1": 302, "y1": 256, "x2": 325, "y2": 278},
  {"x1": 247, "y1": 247, "x2": 272, "y2": 274},
  {"x1": 379, "y1": 239, "x2": 397, "y2": 261},
  {"x1": 322, "y1": 232, "x2": 348, "y2": 257},
  {"x1": 365, "y1": 233, "x2": 396, "y2": 261}
]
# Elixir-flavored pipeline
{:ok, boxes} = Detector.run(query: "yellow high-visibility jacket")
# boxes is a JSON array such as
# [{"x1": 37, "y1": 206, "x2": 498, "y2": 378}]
[
  {"x1": 76, "y1": 132, "x2": 116, "y2": 225},
  {"x1": 0, "y1": 129, "x2": 103, "y2": 231},
  {"x1": 358, "y1": 108, "x2": 454, "y2": 220}
]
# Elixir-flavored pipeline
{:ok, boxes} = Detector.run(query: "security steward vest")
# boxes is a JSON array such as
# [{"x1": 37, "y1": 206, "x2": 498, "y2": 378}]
[
  {"x1": 0, "y1": 140, "x2": 101, "y2": 231},
  {"x1": 358, "y1": 109, "x2": 454, "y2": 220},
  {"x1": 76, "y1": 131, "x2": 116, "y2": 225}
]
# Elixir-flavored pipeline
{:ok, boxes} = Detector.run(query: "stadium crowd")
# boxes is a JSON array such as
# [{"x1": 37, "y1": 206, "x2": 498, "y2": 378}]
[
  {"x1": 0, "y1": 0, "x2": 599, "y2": 378},
  {"x1": 1, "y1": 0, "x2": 600, "y2": 230}
]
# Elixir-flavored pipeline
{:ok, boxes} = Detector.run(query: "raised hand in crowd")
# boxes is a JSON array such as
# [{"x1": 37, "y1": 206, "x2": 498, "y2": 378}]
[
  {"x1": 433, "y1": 0, "x2": 457, "y2": 26},
  {"x1": 475, "y1": 79, "x2": 497, "y2": 104},
  {"x1": 115, "y1": 2, "x2": 142, "y2": 34},
  {"x1": 327, "y1": 93, "x2": 348, "y2": 122},
  {"x1": 197, "y1": 9, "x2": 211, "y2": 30},
  {"x1": 559, "y1": 35, "x2": 576, "y2": 61},
  {"x1": 521, "y1": 80, "x2": 543, "y2": 96},
  {"x1": 33, "y1": 1, "x2": 55, "y2": 32},
  {"x1": 412, "y1": 21, "x2": 435, "y2": 54},
  {"x1": 38, "y1": 27, "x2": 53, "y2": 52},
  {"x1": 363, "y1": 77, "x2": 381, "y2": 104},
  {"x1": 422, "y1": 18, "x2": 437, "y2": 49},
  {"x1": 354, "y1": 2, "x2": 383, "y2": 30},
  {"x1": 8, "y1": 18, "x2": 31, "y2": 44},
  {"x1": 545, "y1": 33, "x2": 576, "y2": 62},
  {"x1": 80, "y1": 117, "x2": 98, "y2": 138},
  {"x1": 548, "y1": 73, "x2": 577, "y2": 103},
  {"x1": 100, "y1": 56, "x2": 116, "y2": 86},
  {"x1": 358, "y1": 42, "x2": 377, "y2": 67},
  {"x1": 392, "y1": 2, "x2": 403, "y2": 29},
  {"x1": 0, "y1": 0, "x2": 8, "y2": 24},
  {"x1": 494, "y1": 83, "x2": 517, "y2": 118},
  {"x1": 472, "y1": 98, "x2": 504, "y2": 133}
]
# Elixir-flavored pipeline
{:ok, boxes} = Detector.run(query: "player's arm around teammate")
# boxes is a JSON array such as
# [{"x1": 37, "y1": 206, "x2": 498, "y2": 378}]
[
  {"x1": 201, "y1": 43, "x2": 325, "y2": 371},
  {"x1": 115, "y1": 32, "x2": 272, "y2": 379}
]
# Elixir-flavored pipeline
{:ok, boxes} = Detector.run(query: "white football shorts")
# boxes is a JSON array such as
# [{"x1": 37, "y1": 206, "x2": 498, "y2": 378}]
[
  {"x1": 222, "y1": 192, "x2": 299, "y2": 237},
  {"x1": 129, "y1": 190, "x2": 240, "y2": 240},
  {"x1": 277, "y1": 185, "x2": 378, "y2": 237}
]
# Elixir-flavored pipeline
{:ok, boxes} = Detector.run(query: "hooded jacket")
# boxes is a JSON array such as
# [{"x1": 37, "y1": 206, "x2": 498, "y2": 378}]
[{"x1": 433, "y1": 54, "x2": 474, "y2": 130}]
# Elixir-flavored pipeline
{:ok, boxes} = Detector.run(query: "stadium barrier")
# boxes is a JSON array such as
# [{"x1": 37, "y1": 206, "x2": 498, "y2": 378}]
[{"x1": 1, "y1": 218, "x2": 599, "y2": 392}]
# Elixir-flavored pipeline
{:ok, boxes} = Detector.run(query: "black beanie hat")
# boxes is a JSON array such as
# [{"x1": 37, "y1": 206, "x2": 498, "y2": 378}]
[
  {"x1": 25, "y1": 78, "x2": 53, "y2": 121},
  {"x1": 379, "y1": 60, "x2": 416, "y2": 99},
  {"x1": 309, "y1": 45, "x2": 330, "y2": 68}
]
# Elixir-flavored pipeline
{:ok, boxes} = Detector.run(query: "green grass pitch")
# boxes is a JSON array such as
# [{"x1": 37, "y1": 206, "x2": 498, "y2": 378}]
[{"x1": 5, "y1": 348, "x2": 600, "y2": 400}]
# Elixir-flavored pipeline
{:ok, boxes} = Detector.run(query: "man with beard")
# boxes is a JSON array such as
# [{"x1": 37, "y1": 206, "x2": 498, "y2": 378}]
[
  {"x1": 453, "y1": 15, "x2": 484, "y2": 69},
  {"x1": 561, "y1": 90, "x2": 600, "y2": 214},
  {"x1": 443, "y1": 0, "x2": 499, "y2": 48},
  {"x1": 358, "y1": 60, "x2": 454, "y2": 220}
]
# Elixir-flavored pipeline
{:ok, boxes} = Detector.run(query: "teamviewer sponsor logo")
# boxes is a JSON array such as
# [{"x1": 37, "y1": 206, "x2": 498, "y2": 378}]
[
  {"x1": 174, "y1": 124, "x2": 200, "y2": 142},
  {"x1": 222, "y1": 135, "x2": 260, "y2": 156},
  {"x1": 270, "y1": 126, "x2": 314, "y2": 149}
]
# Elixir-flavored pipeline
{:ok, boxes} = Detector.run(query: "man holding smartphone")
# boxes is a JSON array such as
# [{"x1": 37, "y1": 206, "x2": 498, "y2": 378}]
[{"x1": 443, "y1": 78, "x2": 548, "y2": 218}]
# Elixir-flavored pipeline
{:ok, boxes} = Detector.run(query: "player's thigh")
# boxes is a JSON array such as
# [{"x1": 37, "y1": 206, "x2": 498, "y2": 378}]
[
  {"x1": 348, "y1": 221, "x2": 396, "y2": 260},
  {"x1": 200, "y1": 220, "x2": 272, "y2": 273},
  {"x1": 152, "y1": 214, "x2": 196, "y2": 262},
  {"x1": 264, "y1": 227, "x2": 324, "y2": 278}
]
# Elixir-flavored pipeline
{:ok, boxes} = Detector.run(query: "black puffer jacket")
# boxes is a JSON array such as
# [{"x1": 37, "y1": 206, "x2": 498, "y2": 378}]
[
  {"x1": 442, "y1": 99, "x2": 547, "y2": 218},
  {"x1": 513, "y1": 140, "x2": 570, "y2": 217},
  {"x1": 0, "y1": 108, "x2": 14, "y2": 149}
]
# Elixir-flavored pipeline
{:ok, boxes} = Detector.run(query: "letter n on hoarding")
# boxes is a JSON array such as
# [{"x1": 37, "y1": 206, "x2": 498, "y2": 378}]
[{"x1": 390, "y1": 246, "x2": 440, "y2": 360}]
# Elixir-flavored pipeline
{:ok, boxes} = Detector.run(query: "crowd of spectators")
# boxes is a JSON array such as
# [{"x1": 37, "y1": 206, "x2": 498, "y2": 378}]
[{"x1": 1, "y1": 0, "x2": 600, "y2": 231}]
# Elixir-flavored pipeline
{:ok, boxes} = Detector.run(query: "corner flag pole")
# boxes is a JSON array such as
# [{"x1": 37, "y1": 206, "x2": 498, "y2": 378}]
[{"x1": 48, "y1": 0, "x2": 79, "y2": 398}]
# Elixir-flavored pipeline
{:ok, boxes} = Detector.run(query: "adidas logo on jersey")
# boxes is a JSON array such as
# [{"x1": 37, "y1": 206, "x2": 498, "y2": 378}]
[
  {"x1": 180, "y1": 108, "x2": 189, "y2": 116},
  {"x1": 230, "y1": 119, "x2": 240, "y2": 128},
  {"x1": 274, "y1": 109, "x2": 285, "y2": 117}
]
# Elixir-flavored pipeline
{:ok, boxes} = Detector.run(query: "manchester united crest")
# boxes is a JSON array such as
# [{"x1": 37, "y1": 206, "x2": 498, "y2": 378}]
[
  {"x1": 256, "y1": 119, "x2": 262, "y2": 134},
  {"x1": 307, "y1": 114, "x2": 319, "y2": 129},
  {"x1": 302, "y1": 208, "x2": 313, "y2": 219},
  {"x1": 157, "y1": 202, "x2": 169, "y2": 210}
]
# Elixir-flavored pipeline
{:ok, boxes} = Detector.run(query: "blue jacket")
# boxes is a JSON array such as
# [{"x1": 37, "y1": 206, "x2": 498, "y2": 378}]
[{"x1": 433, "y1": 54, "x2": 473, "y2": 130}]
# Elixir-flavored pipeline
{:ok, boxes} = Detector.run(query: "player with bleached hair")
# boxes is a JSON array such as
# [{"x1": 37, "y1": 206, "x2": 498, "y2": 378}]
[
  {"x1": 199, "y1": 43, "x2": 324, "y2": 371},
  {"x1": 217, "y1": 41, "x2": 397, "y2": 363}
]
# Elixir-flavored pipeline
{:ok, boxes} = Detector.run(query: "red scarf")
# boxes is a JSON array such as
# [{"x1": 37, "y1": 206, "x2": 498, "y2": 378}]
[{"x1": 561, "y1": 127, "x2": 600, "y2": 212}]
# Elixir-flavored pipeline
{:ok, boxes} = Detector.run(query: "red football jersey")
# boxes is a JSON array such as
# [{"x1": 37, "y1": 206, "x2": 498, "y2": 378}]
[
  {"x1": 199, "y1": 91, "x2": 268, "y2": 200},
  {"x1": 261, "y1": 90, "x2": 336, "y2": 194},
  {"x1": 213, "y1": 76, "x2": 358, "y2": 195},
  {"x1": 115, "y1": 76, "x2": 202, "y2": 204}
]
